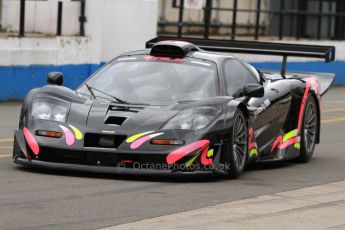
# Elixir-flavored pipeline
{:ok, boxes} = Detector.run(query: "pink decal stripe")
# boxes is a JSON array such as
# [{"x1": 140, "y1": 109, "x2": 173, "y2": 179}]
[
  {"x1": 298, "y1": 79, "x2": 312, "y2": 131},
  {"x1": 59, "y1": 125, "x2": 75, "y2": 146},
  {"x1": 166, "y1": 140, "x2": 210, "y2": 164},
  {"x1": 248, "y1": 128, "x2": 258, "y2": 150},
  {"x1": 313, "y1": 78, "x2": 322, "y2": 108},
  {"x1": 23, "y1": 127, "x2": 39, "y2": 156},
  {"x1": 200, "y1": 146, "x2": 213, "y2": 165},
  {"x1": 270, "y1": 135, "x2": 283, "y2": 153},
  {"x1": 279, "y1": 137, "x2": 301, "y2": 149},
  {"x1": 130, "y1": 133, "x2": 163, "y2": 150}
]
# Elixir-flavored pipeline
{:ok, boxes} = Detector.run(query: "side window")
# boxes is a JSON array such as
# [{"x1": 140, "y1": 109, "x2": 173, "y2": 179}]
[
  {"x1": 243, "y1": 62, "x2": 262, "y2": 82},
  {"x1": 223, "y1": 59, "x2": 259, "y2": 97}
]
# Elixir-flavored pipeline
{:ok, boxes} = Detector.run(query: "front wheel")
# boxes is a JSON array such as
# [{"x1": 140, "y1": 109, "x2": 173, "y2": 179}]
[
  {"x1": 225, "y1": 110, "x2": 248, "y2": 179},
  {"x1": 297, "y1": 96, "x2": 318, "y2": 163}
]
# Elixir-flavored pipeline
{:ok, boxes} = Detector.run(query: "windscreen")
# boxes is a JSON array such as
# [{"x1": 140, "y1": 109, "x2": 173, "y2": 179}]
[{"x1": 78, "y1": 56, "x2": 219, "y2": 105}]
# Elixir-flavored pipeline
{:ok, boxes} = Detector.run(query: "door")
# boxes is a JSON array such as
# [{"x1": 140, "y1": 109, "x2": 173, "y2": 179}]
[
  {"x1": 223, "y1": 59, "x2": 290, "y2": 152},
  {"x1": 247, "y1": 79, "x2": 292, "y2": 152}
]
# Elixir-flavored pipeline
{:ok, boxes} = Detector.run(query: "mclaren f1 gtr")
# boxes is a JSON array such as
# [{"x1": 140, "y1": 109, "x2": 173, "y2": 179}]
[{"x1": 13, "y1": 37, "x2": 336, "y2": 178}]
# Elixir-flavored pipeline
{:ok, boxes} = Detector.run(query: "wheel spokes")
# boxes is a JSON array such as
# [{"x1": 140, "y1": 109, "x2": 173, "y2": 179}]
[
  {"x1": 304, "y1": 101, "x2": 317, "y2": 152},
  {"x1": 233, "y1": 114, "x2": 248, "y2": 169},
  {"x1": 236, "y1": 120, "x2": 244, "y2": 136},
  {"x1": 235, "y1": 148, "x2": 242, "y2": 166}
]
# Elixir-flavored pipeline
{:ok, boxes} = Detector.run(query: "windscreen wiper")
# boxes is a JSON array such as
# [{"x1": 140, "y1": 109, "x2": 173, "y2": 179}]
[
  {"x1": 177, "y1": 99, "x2": 198, "y2": 103},
  {"x1": 85, "y1": 84, "x2": 128, "y2": 104}
]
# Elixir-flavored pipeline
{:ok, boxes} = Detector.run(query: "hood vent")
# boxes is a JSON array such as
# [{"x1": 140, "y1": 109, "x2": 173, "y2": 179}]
[
  {"x1": 105, "y1": 116, "x2": 127, "y2": 126},
  {"x1": 110, "y1": 105, "x2": 144, "y2": 113}
]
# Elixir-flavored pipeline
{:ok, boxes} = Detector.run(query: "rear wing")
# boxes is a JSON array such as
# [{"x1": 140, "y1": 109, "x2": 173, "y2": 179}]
[
  {"x1": 146, "y1": 37, "x2": 336, "y2": 77},
  {"x1": 263, "y1": 70, "x2": 335, "y2": 96}
]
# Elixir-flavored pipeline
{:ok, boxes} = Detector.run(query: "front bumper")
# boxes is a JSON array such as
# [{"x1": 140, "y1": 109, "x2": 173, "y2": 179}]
[
  {"x1": 14, "y1": 157, "x2": 223, "y2": 176},
  {"x1": 13, "y1": 129, "x2": 223, "y2": 174}
]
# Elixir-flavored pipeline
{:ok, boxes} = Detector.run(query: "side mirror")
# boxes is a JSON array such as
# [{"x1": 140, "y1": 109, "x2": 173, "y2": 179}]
[
  {"x1": 47, "y1": 72, "x2": 63, "y2": 86},
  {"x1": 244, "y1": 84, "x2": 264, "y2": 98}
]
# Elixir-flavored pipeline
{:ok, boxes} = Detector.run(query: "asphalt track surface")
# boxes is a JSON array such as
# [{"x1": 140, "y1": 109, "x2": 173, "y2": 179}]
[{"x1": 0, "y1": 87, "x2": 345, "y2": 230}]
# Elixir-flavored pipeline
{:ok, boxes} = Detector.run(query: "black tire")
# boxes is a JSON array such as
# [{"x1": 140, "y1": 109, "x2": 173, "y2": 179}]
[
  {"x1": 297, "y1": 96, "x2": 318, "y2": 163},
  {"x1": 226, "y1": 110, "x2": 248, "y2": 179}
]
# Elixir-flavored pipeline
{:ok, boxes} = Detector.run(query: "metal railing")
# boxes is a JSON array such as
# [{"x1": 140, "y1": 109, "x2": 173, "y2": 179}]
[
  {"x1": 1, "y1": 0, "x2": 86, "y2": 37},
  {"x1": 161, "y1": 0, "x2": 345, "y2": 40}
]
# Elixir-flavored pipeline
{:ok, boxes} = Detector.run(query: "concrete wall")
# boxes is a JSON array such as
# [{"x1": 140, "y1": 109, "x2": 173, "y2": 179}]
[
  {"x1": 0, "y1": 0, "x2": 157, "y2": 60},
  {"x1": 1, "y1": 0, "x2": 80, "y2": 35},
  {"x1": 0, "y1": 0, "x2": 158, "y2": 101},
  {"x1": 0, "y1": 36, "x2": 96, "y2": 66},
  {"x1": 100, "y1": 0, "x2": 157, "y2": 61},
  {"x1": 0, "y1": 36, "x2": 100, "y2": 100}
]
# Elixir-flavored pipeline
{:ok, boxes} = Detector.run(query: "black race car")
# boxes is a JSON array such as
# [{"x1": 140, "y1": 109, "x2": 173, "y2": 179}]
[{"x1": 13, "y1": 37, "x2": 336, "y2": 178}]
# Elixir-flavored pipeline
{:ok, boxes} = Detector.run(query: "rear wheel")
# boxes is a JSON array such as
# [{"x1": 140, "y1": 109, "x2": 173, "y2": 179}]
[
  {"x1": 226, "y1": 110, "x2": 248, "y2": 179},
  {"x1": 298, "y1": 96, "x2": 318, "y2": 163}
]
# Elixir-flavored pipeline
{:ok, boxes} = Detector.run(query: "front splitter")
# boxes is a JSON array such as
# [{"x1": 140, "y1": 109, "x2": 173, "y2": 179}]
[{"x1": 13, "y1": 157, "x2": 217, "y2": 176}]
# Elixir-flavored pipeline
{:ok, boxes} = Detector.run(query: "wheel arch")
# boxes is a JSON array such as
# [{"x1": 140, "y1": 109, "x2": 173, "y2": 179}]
[
  {"x1": 221, "y1": 101, "x2": 249, "y2": 166},
  {"x1": 238, "y1": 103, "x2": 249, "y2": 123},
  {"x1": 309, "y1": 91, "x2": 321, "y2": 144}
]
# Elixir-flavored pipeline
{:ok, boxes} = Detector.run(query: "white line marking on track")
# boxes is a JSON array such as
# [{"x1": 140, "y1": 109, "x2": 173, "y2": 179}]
[{"x1": 0, "y1": 139, "x2": 13, "y2": 142}]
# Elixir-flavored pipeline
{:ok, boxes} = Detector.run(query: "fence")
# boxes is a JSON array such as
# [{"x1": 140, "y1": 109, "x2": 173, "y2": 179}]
[
  {"x1": 0, "y1": 0, "x2": 86, "y2": 37},
  {"x1": 159, "y1": 0, "x2": 345, "y2": 40}
]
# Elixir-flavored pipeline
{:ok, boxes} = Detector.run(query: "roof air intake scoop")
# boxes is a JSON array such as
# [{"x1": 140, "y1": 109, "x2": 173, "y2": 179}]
[{"x1": 150, "y1": 40, "x2": 199, "y2": 58}]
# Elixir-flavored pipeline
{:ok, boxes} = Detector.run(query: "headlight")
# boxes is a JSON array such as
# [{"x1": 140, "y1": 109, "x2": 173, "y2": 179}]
[
  {"x1": 31, "y1": 99, "x2": 70, "y2": 122},
  {"x1": 162, "y1": 106, "x2": 221, "y2": 130}
]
